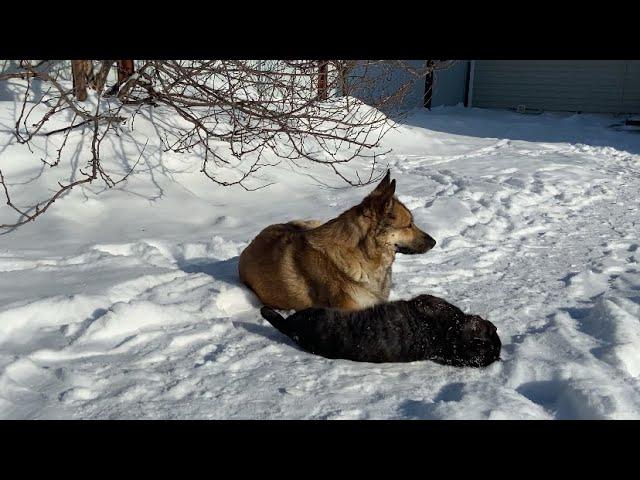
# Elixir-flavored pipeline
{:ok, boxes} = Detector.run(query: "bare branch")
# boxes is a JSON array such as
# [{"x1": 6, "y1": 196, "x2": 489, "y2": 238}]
[{"x1": 0, "y1": 59, "x2": 447, "y2": 230}]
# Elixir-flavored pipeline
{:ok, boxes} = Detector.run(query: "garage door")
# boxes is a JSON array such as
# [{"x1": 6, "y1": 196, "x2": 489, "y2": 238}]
[{"x1": 471, "y1": 60, "x2": 640, "y2": 113}]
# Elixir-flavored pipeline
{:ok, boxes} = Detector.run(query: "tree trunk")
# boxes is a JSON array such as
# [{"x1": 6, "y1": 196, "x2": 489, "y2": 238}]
[
  {"x1": 71, "y1": 60, "x2": 92, "y2": 101},
  {"x1": 90, "y1": 60, "x2": 114, "y2": 93},
  {"x1": 117, "y1": 60, "x2": 135, "y2": 83}
]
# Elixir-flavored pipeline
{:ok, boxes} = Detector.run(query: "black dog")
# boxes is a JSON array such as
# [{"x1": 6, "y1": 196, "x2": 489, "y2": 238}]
[{"x1": 260, "y1": 294, "x2": 501, "y2": 367}]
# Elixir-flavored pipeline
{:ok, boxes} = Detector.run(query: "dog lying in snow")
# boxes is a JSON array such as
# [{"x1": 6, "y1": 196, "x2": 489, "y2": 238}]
[
  {"x1": 239, "y1": 171, "x2": 436, "y2": 311},
  {"x1": 260, "y1": 294, "x2": 501, "y2": 367}
]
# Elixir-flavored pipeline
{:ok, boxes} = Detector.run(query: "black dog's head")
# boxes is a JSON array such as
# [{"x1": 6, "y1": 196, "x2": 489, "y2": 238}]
[
  {"x1": 451, "y1": 314, "x2": 501, "y2": 367},
  {"x1": 411, "y1": 295, "x2": 501, "y2": 368}
]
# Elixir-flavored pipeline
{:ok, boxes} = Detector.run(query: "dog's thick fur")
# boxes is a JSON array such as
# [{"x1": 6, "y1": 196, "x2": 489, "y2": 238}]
[
  {"x1": 238, "y1": 171, "x2": 436, "y2": 310},
  {"x1": 260, "y1": 294, "x2": 501, "y2": 367}
]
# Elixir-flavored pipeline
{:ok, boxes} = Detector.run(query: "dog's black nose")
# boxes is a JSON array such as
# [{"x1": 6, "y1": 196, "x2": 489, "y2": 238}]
[{"x1": 425, "y1": 234, "x2": 436, "y2": 249}]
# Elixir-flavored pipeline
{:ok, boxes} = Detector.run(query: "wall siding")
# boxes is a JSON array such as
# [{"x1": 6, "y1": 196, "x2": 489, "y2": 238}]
[{"x1": 472, "y1": 60, "x2": 640, "y2": 113}]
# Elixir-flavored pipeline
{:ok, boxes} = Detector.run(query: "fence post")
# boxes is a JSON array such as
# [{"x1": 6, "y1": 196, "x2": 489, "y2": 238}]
[{"x1": 318, "y1": 60, "x2": 328, "y2": 100}]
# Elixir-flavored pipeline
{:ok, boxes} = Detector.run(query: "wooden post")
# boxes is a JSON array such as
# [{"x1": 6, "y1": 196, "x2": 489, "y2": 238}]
[
  {"x1": 104, "y1": 60, "x2": 135, "y2": 97},
  {"x1": 339, "y1": 62, "x2": 349, "y2": 97}
]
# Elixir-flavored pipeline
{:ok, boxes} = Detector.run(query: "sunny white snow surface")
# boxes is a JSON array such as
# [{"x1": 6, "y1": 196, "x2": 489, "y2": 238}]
[{"x1": 1, "y1": 101, "x2": 639, "y2": 419}]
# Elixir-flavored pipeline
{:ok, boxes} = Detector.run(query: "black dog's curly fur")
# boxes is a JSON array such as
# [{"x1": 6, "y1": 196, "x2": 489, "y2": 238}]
[{"x1": 260, "y1": 294, "x2": 501, "y2": 367}]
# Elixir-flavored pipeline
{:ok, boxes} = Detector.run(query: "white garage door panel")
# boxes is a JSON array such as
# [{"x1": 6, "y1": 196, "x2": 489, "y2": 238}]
[{"x1": 473, "y1": 60, "x2": 640, "y2": 113}]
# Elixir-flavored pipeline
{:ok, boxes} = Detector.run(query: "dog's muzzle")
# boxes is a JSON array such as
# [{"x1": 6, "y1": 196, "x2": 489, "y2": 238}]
[{"x1": 396, "y1": 234, "x2": 436, "y2": 255}]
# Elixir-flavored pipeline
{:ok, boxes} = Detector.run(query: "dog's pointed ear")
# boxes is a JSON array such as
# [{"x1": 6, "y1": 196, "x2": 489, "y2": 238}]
[
  {"x1": 370, "y1": 178, "x2": 396, "y2": 215},
  {"x1": 369, "y1": 170, "x2": 391, "y2": 197},
  {"x1": 361, "y1": 171, "x2": 396, "y2": 215},
  {"x1": 386, "y1": 178, "x2": 396, "y2": 198}
]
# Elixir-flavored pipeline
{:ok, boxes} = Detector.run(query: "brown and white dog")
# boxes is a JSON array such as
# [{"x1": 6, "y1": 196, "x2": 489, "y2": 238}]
[{"x1": 238, "y1": 171, "x2": 436, "y2": 310}]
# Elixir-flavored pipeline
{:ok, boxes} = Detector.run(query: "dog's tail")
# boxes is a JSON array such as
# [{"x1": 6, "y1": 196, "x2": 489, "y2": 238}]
[{"x1": 260, "y1": 306, "x2": 291, "y2": 336}]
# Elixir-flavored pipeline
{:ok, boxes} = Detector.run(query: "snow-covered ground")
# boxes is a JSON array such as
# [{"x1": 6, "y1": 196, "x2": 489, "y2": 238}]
[{"x1": 1, "y1": 101, "x2": 639, "y2": 419}]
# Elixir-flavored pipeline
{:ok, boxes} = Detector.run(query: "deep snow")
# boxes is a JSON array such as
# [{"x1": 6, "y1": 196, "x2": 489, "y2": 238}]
[{"x1": 1, "y1": 101, "x2": 639, "y2": 419}]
